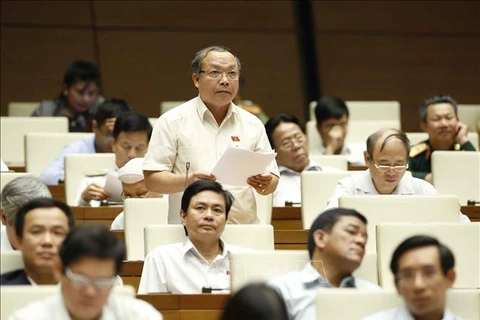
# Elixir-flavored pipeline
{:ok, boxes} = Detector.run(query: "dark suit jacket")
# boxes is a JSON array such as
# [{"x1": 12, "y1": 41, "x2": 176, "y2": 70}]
[{"x1": 0, "y1": 269, "x2": 31, "y2": 285}]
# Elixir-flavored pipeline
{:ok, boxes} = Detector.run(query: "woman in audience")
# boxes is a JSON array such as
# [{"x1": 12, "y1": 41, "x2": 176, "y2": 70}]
[
  {"x1": 220, "y1": 283, "x2": 288, "y2": 320},
  {"x1": 31, "y1": 60, "x2": 104, "y2": 132}
]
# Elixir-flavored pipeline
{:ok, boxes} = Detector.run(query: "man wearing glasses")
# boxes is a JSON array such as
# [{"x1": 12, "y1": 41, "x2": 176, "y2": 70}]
[
  {"x1": 143, "y1": 45, "x2": 279, "y2": 224},
  {"x1": 363, "y1": 235, "x2": 461, "y2": 320},
  {"x1": 9, "y1": 224, "x2": 162, "y2": 319},
  {"x1": 326, "y1": 128, "x2": 469, "y2": 222}
]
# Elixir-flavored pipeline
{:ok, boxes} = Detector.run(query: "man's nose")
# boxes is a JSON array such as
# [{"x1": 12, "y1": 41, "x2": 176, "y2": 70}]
[{"x1": 41, "y1": 232, "x2": 53, "y2": 245}]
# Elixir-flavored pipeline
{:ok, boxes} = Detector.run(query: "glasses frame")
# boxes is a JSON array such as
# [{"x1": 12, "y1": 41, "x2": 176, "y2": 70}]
[
  {"x1": 373, "y1": 162, "x2": 409, "y2": 173},
  {"x1": 277, "y1": 133, "x2": 306, "y2": 150},
  {"x1": 65, "y1": 267, "x2": 116, "y2": 290},
  {"x1": 198, "y1": 70, "x2": 240, "y2": 80}
]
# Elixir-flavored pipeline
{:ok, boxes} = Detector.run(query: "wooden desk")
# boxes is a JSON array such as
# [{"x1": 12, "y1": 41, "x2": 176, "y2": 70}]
[
  {"x1": 72, "y1": 206, "x2": 123, "y2": 228},
  {"x1": 48, "y1": 184, "x2": 66, "y2": 203},
  {"x1": 137, "y1": 294, "x2": 228, "y2": 320},
  {"x1": 462, "y1": 205, "x2": 480, "y2": 222}
]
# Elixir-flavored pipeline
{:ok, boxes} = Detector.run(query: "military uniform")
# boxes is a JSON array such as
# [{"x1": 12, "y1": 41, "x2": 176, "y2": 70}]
[{"x1": 409, "y1": 139, "x2": 476, "y2": 179}]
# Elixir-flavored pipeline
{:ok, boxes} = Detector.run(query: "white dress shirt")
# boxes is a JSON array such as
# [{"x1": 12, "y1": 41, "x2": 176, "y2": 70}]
[
  {"x1": 362, "y1": 306, "x2": 463, "y2": 320},
  {"x1": 138, "y1": 238, "x2": 250, "y2": 294},
  {"x1": 1, "y1": 225, "x2": 14, "y2": 251},
  {"x1": 269, "y1": 262, "x2": 381, "y2": 320},
  {"x1": 8, "y1": 293, "x2": 162, "y2": 320},
  {"x1": 310, "y1": 142, "x2": 366, "y2": 166}
]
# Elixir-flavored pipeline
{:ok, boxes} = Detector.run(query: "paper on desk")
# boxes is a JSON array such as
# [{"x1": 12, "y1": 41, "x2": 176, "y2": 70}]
[
  {"x1": 104, "y1": 169, "x2": 123, "y2": 202},
  {"x1": 211, "y1": 146, "x2": 276, "y2": 186}
]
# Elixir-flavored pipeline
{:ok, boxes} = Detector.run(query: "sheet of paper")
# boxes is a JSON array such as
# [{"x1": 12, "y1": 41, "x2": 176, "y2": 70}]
[
  {"x1": 104, "y1": 169, "x2": 123, "y2": 202},
  {"x1": 211, "y1": 146, "x2": 276, "y2": 186}
]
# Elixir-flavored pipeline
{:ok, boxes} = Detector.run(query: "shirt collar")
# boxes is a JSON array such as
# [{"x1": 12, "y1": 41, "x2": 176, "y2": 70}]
[
  {"x1": 355, "y1": 170, "x2": 415, "y2": 195},
  {"x1": 195, "y1": 96, "x2": 238, "y2": 123},
  {"x1": 300, "y1": 262, "x2": 356, "y2": 288},
  {"x1": 278, "y1": 160, "x2": 322, "y2": 175},
  {"x1": 183, "y1": 238, "x2": 229, "y2": 259}
]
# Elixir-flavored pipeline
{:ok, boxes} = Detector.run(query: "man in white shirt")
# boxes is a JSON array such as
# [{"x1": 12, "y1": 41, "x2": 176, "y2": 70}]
[
  {"x1": 363, "y1": 235, "x2": 462, "y2": 320},
  {"x1": 311, "y1": 96, "x2": 365, "y2": 166},
  {"x1": 1, "y1": 176, "x2": 51, "y2": 251},
  {"x1": 138, "y1": 180, "x2": 249, "y2": 294},
  {"x1": 269, "y1": 208, "x2": 380, "y2": 320},
  {"x1": 326, "y1": 128, "x2": 470, "y2": 222},
  {"x1": 264, "y1": 113, "x2": 342, "y2": 206},
  {"x1": 9, "y1": 224, "x2": 162, "y2": 320},
  {"x1": 143, "y1": 45, "x2": 279, "y2": 224}
]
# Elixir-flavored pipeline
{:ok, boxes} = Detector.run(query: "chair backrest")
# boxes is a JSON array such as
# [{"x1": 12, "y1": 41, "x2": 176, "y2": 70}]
[
  {"x1": 301, "y1": 171, "x2": 355, "y2": 229},
  {"x1": 148, "y1": 117, "x2": 157, "y2": 128},
  {"x1": 253, "y1": 192, "x2": 273, "y2": 224},
  {"x1": 376, "y1": 222, "x2": 480, "y2": 289},
  {"x1": 159, "y1": 101, "x2": 185, "y2": 115},
  {"x1": 308, "y1": 155, "x2": 348, "y2": 171},
  {"x1": 309, "y1": 100, "x2": 401, "y2": 121},
  {"x1": 458, "y1": 104, "x2": 480, "y2": 132},
  {"x1": 0, "y1": 172, "x2": 32, "y2": 189},
  {"x1": 7, "y1": 102, "x2": 39, "y2": 117},
  {"x1": 25, "y1": 132, "x2": 93, "y2": 176},
  {"x1": 406, "y1": 132, "x2": 478, "y2": 149},
  {"x1": 64, "y1": 153, "x2": 116, "y2": 205},
  {"x1": 316, "y1": 289, "x2": 480, "y2": 320},
  {"x1": 0, "y1": 285, "x2": 136, "y2": 319},
  {"x1": 432, "y1": 151, "x2": 480, "y2": 205},
  {"x1": 0, "y1": 250, "x2": 24, "y2": 274},
  {"x1": 124, "y1": 198, "x2": 169, "y2": 261},
  {"x1": 339, "y1": 195, "x2": 460, "y2": 253},
  {"x1": 144, "y1": 224, "x2": 274, "y2": 257},
  {"x1": 0, "y1": 117, "x2": 68, "y2": 166}
]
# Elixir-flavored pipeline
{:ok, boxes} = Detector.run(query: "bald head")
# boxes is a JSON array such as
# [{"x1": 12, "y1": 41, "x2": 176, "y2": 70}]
[{"x1": 366, "y1": 128, "x2": 410, "y2": 158}]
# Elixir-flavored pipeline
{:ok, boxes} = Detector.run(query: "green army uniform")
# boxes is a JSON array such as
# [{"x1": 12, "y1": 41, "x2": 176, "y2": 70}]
[{"x1": 408, "y1": 139, "x2": 477, "y2": 179}]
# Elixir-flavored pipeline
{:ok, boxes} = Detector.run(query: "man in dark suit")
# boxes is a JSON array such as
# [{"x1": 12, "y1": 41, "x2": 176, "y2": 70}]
[{"x1": 0, "y1": 198, "x2": 75, "y2": 285}]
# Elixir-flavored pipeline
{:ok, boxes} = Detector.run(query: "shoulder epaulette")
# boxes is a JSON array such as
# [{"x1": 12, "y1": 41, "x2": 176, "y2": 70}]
[{"x1": 409, "y1": 142, "x2": 429, "y2": 158}]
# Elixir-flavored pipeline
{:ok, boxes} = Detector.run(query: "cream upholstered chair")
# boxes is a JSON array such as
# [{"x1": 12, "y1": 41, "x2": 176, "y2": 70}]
[
  {"x1": 148, "y1": 117, "x2": 157, "y2": 128},
  {"x1": 406, "y1": 132, "x2": 478, "y2": 148},
  {"x1": 1, "y1": 285, "x2": 136, "y2": 319},
  {"x1": 144, "y1": 224, "x2": 274, "y2": 257},
  {"x1": 301, "y1": 171, "x2": 354, "y2": 229},
  {"x1": 124, "y1": 198, "x2": 169, "y2": 261},
  {"x1": 308, "y1": 155, "x2": 348, "y2": 171},
  {"x1": 309, "y1": 100, "x2": 401, "y2": 121},
  {"x1": 64, "y1": 153, "x2": 116, "y2": 205},
  {"x1": 229, "y1": 251, "x2": 377, "y2": 293},
  {"x1": 25, "y1": 132, "x2": 93, "y2": 176},
  {"x1": 376, "y1": 222, "x2": 480, "y2": 289},
  {"x1": 0, "y1": 172, "x2": 32, "y2": 189},
  {"x1": 339, "y1": 195, "x2": 460, "y2": 253},
  {"x1": 458, "y1": 104, "x2": 480, "y2": 132},
  {"x1": 0, "y1": 117, "x2": 68, "y2": 166},
  {"x1": 253, "y1": 192, "x2": 273, "y2": 224},
  {"x1": 0, "y1": 250, "x2": 24, "y2": 274},
  {"x1": 159, "y1": 101, "x2": 185, "y2": 115},
  {"x1": 7, "y1": 102, "x2": 39, "y2": 117},
  {"x1": 316, "y1": 289, "x2": 479, "y2": 320},
  {"x1": 432, "y1": 151, "x2": 480, "y2": 205}
]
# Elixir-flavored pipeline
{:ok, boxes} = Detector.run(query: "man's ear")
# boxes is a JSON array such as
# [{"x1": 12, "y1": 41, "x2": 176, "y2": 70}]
[
  {"x1": 180, "y1": 210, "x2": 187, "y2": 225},
  {"x1": 1, "y1": 210, "x2": 7, "y2": 226},
  {"x1": 92, "y1": 120, "x2": 99, "y2": 131},
  {"x1": 420, "y1": 121, "x2": 427, "y2": 132},
  {"x1": 313, "y1": 229, "x2": 328, "y2": 250},
  {"x1": 363, "y1": 151, "x2": 370, "y2": 164},
  {"x1": 192, "y1": 73, "x2": 200, "y2": 89},
  {"x1": 445, "y1": 268, "x2": 456, "y2": 288}
]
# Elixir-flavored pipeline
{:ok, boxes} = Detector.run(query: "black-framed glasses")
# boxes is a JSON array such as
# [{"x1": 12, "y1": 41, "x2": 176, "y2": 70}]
[
  {"x1": 199, "y1": 70, "x2": 240, "y2": 80},
  {"x1": 373, "y1": 163, "x2": 409, "y2": 173},
  {"x1": 65, "y1": 267, "x2": 116, "y2": 290}
]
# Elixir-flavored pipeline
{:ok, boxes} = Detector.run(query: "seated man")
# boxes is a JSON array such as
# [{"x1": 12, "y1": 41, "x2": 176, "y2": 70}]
[
  {"x1": 311, "y1": 96, "x2": 365, "y2": 166},
  {"x1": 0, "y1": 198, "x2": 75, "y2": 285},
  {"x1": 409, "y1": 95, "x2": 476, "y2": 183},
  {"x1": 138, "y1": 180, "x2": 250, "y2": 294},
  {"x1": 110, "y1": 157, "x2": 164, "y2": 231},
  {"x1": 326, "y1": 128, "x2": 470, "y2": 222},
  {"x1": 1, "y1": 176, "x2": 52, "y2": 251},
  {"x1": 269, "y1": 208, "x2": 380, "y2": 320},
  {"x1": 265, "y1": 113, "x2": 342, "y2": 207},
  {"x1": 9, "y1": 224, "x2": 163, "y2": 319},
  {"x1": 363, "y1": 235, "x2": 460, "y2": 320},
  {"x1": 40, "y1": 98, "x2": 131, "y2": 185},
  {"x1": 76, "y1": 111, "x2": 152, "y2": 206}
]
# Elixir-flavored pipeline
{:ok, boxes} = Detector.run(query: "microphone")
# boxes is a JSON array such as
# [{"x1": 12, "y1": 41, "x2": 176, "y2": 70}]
[
  {"x1": 201, "y1": 286, "x2": 226, "y2": 293},
  {"x1": 285, "y1": 201, "x2": 301, "y2": 207},
  {"x1": 467, "y1": 200, "x2": 480, "y2": 206}
]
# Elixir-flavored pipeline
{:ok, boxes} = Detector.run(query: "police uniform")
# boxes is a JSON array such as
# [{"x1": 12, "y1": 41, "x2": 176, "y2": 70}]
[{"x1": 408, "y1": 139, "x2": 476, "y2": 179}]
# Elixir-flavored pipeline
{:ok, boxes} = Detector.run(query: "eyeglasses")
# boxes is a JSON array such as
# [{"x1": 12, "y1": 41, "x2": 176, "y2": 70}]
[
  {"x1": 278, "y1": 133, "x2": 305, "y2": 149},
  {"x1": 121, "y1": 191, "x2": 149, "y2": 200},
  {"x1": 373, "y1": 162, "x2": 409, "y2": 173},
  {"x1": 396, "y1": 266, "x2": 440, "y2": 285},
  {"x1": 65, "y1": 267, "x2": 116, "y2": 290},
  {"x1": 199, "y1": 70, "x2": 240, "y2": 80}
]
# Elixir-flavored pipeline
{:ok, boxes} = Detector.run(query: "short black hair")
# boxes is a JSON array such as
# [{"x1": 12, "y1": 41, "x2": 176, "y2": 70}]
[
  {"x1": 390, "y1": 235, "x2": 455, "y2": 277},
  {"x1": 420, "y1": 95, "x2": 458, "y2": 122},
  {"x1": 307, "y1": 208, "x2": 367, "y2": 259},
  {"x1": 93, "y1": 98, "x2": 131, "y2": 127},
  {"x1": 112, "y1": 111, "x2": 153, "y2": 141},
  {"x1": 59, "y1": 224, "x2": 125, "y2": 274},
  {"x1": 15, "y1": 198, "x2": 76, "y2": 238},
  {"x1": 264, "y1": 113, "x2": 304, "y2": 149},
  {"x1": 191, "y1": 45, "x2": 241, "y2": 74},
  {"x1": 62, "y1": 60, "x2": 101, "y2": 88},
  {"x1": 314, "y1": 96, "x2": 349, "y2": 125}
]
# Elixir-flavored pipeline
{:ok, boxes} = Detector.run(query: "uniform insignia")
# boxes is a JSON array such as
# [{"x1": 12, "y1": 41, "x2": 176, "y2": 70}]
[{"x1": 409, "y1": 142, "x2": 429, "y2": 158}]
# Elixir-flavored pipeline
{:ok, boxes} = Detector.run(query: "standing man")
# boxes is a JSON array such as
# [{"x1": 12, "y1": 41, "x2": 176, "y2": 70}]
[
  {"x1": 409, "y1": 95, "x2": 476, "y2": 182},
  {"x1": 265, "y1": 113, "x2": 342, "y2": 206},
  {"x1": 363, "y1": 235, "x2": 461, "y2": 320},
  {"x1": 143, "y1": 46, "x2": 279, "y2": 224}
]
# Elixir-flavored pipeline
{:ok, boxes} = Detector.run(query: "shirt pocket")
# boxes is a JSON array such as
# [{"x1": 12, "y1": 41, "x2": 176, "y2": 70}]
[{"x1": 176, "y1": 145, "x2": 205, "y2": 172}]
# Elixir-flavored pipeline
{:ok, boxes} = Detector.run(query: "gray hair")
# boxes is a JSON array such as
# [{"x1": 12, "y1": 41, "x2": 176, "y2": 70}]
[
  {"x1": 0, "y1": 176, "x2": 51, "y2": 225},
  {"x1": 191, "y1": 46, "x2": 241, "y2": 74},
  {"x1": 366, "y1": 128, "x2": 411, "y2": 158},
  {"x1": 420, "y1": 95, "x2": 458, "y2": 122}
]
